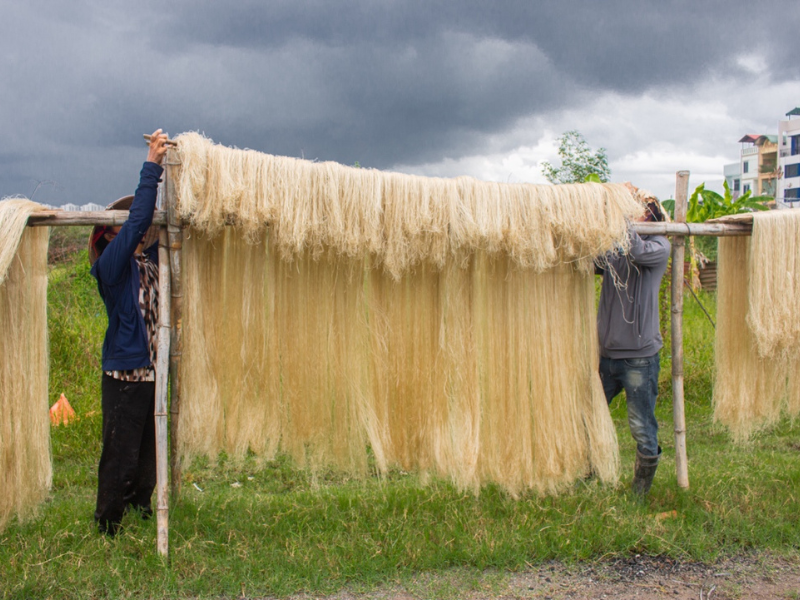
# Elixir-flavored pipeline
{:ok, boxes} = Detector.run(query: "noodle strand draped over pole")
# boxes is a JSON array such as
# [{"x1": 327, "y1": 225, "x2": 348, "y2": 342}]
[
  {"x1": 170, "y1": 132, "x2": 648, "y2": 495},
  {"x1": 0, "y1": 199, "x2": 51, "y2": 530},
  {"x1": 714, "y1": 210, "x2": 800, "y2": 440}
]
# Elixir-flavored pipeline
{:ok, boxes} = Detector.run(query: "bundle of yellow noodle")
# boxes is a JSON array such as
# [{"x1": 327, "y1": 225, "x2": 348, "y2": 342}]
[
  {"x1": 0, "y1": 199, "x2": 51, "y2": 528},
  {"x1": 173, "y1": 133, "x2": 644, "y2": 495},
  {"x1": 714, "y1": 211, "x2": 800, "y2": 440}
]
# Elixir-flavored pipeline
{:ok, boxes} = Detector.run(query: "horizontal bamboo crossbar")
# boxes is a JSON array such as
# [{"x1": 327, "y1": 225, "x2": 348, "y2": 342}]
[
  {"x1": 634, "y1": 221, "x2": 751, "y2": 236},
  {"x1": 26, "y1": 210, "x2": 168, "y2": 227},
  {"x1": 26, "y1": 211, "x2": 753, "y2": 236}
]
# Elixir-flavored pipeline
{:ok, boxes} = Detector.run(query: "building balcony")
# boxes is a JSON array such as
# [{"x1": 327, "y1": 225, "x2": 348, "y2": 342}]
[{"x1": 742, "y1": 147, "x2": 759, "y2": 156}]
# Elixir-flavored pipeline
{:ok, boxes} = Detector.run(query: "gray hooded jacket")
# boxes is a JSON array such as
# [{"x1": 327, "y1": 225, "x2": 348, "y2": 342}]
[{"x1": 597, "y1": 230, "x2": 671, "y2": 359}]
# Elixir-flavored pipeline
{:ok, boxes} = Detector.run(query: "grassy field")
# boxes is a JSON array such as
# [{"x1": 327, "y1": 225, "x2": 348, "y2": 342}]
[{"x1": 1, "y1": 232, "x2": 798, "y2": 599}]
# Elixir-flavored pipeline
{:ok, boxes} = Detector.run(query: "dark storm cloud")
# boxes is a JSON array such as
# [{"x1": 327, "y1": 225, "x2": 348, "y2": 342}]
[
  {"x1": 157, "y1": 1, "x2": 798, "y2": 88},
  {"x1": 1, "y1": 0, "x2": 796, "y2": 205}
]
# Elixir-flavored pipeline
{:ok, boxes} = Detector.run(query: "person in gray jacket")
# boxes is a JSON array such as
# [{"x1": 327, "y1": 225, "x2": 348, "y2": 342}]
[{"x1": 596, "y1": 193, "x2": 670, "y2": 497}]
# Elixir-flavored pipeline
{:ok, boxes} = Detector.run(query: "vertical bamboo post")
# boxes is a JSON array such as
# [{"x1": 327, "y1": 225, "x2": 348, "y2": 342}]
[
  {"x1": 155, "y1": 227, "x2": 171, "y2": 557},
  {"x1": 165, "y1": 149, "x2": 185, "y2": 499},
  {"x1": 672, "y1": 170, "x2": 690, "y2": 489}
]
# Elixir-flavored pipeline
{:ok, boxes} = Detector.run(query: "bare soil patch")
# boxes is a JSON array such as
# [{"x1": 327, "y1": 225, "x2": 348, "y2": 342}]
[
  {"x1": 266, "y1": 552, "x2": 800, "y2": 600},
  {"x1": 498, "y1": 553, "x2": 800, "y2": 599}
]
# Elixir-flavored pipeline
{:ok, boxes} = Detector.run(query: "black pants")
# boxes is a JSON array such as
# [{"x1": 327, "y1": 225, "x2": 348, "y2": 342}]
[{"x1": 95, "y1": 374, "x2": 156, "y2": 535}]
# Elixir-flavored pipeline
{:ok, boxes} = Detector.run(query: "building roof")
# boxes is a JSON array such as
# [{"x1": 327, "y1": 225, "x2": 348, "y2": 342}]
[
  {"x1": 738, "y1": 134, "x2": 777, "y2": 145},
  {"x1": 786, "y1": 107, "x2": 800, "y2": 117}
]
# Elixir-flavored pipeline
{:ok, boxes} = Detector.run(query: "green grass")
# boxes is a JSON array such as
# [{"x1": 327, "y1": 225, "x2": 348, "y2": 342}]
[{"x1": 1, "y1": 249, "x2": 798, "y2": 599}]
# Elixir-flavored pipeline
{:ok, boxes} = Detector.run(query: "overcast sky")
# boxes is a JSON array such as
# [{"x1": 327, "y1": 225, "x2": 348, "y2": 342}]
[{"x1": 2, "y1": 0, "x2": 799, "y2": 207}]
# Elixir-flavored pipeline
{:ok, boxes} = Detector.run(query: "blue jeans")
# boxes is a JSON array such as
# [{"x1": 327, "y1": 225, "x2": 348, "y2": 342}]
[{"x1": 599, "y1": 354, "x2": 660, "y2": 456}]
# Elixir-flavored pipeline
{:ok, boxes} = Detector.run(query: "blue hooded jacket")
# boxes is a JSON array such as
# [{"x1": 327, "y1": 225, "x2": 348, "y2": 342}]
[{"x1": 90, "y1": 161, "x2": 163, "y2": 371}]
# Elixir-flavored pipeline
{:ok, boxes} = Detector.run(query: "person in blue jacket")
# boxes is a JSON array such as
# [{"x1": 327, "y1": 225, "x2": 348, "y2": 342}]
[{"x1": 89, "y1": 129, "x2": 168, "y2": 536}]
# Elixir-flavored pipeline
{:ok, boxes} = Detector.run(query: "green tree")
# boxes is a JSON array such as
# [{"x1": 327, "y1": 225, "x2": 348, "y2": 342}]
[{"x1": 540, "y1": 130, "x2": 611, "y2": 184}]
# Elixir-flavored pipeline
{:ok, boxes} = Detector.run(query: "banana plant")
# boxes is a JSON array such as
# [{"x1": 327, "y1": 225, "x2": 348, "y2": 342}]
[
  {"x1": 662, "y1": 181, "x2": 770, "y2": 223},
  {"x1": 661, "y1": 181, "x2": 771, "y2": 288}
]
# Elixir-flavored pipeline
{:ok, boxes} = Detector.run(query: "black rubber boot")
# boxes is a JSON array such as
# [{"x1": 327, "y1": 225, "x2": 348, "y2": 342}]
[{"x1": 632, "y1": 446, "x2": 661, "y2": 498}]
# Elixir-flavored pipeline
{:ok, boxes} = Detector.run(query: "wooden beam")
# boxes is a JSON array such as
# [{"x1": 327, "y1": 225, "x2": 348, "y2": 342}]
[
  {"x1": 671, "y1": 171, "x2": 690, "y2": 490},
  {"x1": 155, "y1": 227, "x2": 171, "y2": 557}
]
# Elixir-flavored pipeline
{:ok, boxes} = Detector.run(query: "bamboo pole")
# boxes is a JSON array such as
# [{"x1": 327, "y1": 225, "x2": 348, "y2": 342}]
[
  {"x1": 671, "y1": 171, "x2": 690, "y2": 489},
  {"x1": 164, "y1": 149, "x2": 185, "y2": 500},
  {"x1": 633, "y1": 221, "x2": 751, "y2": 237},
  {"x1": 155, "y1": 227, "x2": 171, "y2": 557},
  {"x1": 26, "y1": 210, "x2": 167, "y2": 227},
  {"x1": 24, "y1": 211, "x2": 750, "y2": 237}
]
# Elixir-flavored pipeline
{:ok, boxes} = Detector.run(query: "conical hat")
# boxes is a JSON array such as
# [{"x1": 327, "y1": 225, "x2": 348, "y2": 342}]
[{"x1": 88, "y1": 196, "x2": 160, "y2": 265}]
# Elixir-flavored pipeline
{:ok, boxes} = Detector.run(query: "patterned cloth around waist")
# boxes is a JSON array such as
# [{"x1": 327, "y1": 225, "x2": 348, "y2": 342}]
[{"x1": 105, "y1": 253, "x2": 158, "y2": 382}]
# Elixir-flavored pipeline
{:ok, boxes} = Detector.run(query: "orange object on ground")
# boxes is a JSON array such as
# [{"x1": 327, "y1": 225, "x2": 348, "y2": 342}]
[{"x1": 49, "y1": 393, "x2": 76, "y2": 426}]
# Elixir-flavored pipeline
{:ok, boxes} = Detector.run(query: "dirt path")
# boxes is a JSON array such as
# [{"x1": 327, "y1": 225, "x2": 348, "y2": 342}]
[
  {"x1": 267, "y1": 552, "x2": 800, "y2": 600},
  {"x1": 496, "y1": 553, "x2": 800, "y2": 599}
]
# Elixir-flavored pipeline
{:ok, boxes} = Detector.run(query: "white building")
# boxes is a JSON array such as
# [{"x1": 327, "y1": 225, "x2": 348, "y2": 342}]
[
  {"x1": 724, "y1": 162, "x2": 741, "y2": 198},
  {"x1": 723, "y1": 135, "x2": 777, "y2": 200},
  {"x1": 777, "y1": 107, "x2": 800, "y2": 207},
  {"x1": 737, "y1": 134, "x2": 778, "y2": 197}
]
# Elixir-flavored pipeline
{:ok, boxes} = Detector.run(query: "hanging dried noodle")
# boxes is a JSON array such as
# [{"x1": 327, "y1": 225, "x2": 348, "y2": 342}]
[
  {"x1": 714, "y1": 211, "x2": 800, "y2": 440},
  {"x1": 0, "y1": 199, "x2": 51, "y2": 528},
  {"x1": 173, "y1": 134, "x2": 643, "y2": 495},
  {"x1": 174, "y1": 132, "x2": 641, "y2": 279}
]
